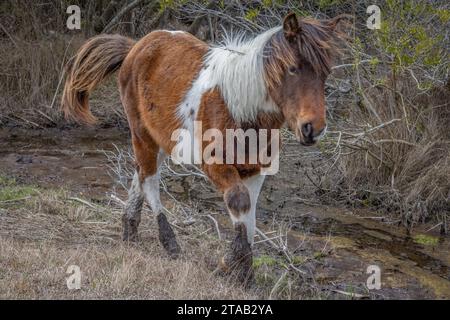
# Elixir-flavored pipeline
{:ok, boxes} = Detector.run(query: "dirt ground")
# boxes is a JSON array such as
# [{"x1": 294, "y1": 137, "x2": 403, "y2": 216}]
[{"x1": 0, "y1": 127, "x2": 449, "y2": 299}]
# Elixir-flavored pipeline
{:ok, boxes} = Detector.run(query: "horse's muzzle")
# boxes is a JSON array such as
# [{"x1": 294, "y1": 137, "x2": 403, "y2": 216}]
[{"x1": 297, "y1": 123, "x2": 327, "y2": 146}]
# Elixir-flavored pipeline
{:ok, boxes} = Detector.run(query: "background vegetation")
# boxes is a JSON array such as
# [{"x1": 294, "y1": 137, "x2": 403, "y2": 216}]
[{"x1": 0, "y1": 0, "x2": 448, "y2": 231}]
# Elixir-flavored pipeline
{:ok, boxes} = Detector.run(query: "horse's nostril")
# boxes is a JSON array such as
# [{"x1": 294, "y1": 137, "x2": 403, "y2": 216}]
[{"x1": 301, "y1": 123, "x2": 313, "y2": 139}]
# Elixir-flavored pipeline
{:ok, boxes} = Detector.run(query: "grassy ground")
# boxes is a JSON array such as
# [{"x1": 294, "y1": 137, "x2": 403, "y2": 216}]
[
  {"x1": 0, "y1": 174, "x2": 320, "y2": 299},
  {"x1": 0, "y1": 175, "x2": 251, "y2": 299},
  {"x1": 1, "y1": 144, "x2": 449, "y2": 300}
]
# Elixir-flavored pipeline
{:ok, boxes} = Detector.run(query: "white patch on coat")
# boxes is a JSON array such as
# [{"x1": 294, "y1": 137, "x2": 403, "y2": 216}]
[
  {"x1": 229, "y1": 174, "x2": 266, "y2": 245},
  {"x1": 175, "y1": 61, "x2": 213, "y2": 164},
  {"x1": 125, "y1": 171, "x2": 143, "y2": 219},
  {"x1": 163, "y1": 30, "x2": 187, "y2": 35},
  {"x1": 142, "y1": 150, "x2": 167, "y2": 213},
  {"x1": 176, "y1": 27, "x2": 282, "y2": 133},
  {"x1": 205, "y1": 27, "x2": 282, "y2": 123}
]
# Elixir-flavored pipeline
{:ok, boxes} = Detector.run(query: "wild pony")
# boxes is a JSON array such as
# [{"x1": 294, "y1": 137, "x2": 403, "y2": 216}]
[{"x1": 62, "y1": 12, "x2": 348, "y2": 280}]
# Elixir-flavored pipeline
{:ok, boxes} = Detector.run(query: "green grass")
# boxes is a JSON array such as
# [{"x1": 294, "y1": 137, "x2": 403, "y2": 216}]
[
  {"x1": 0, "y1": 175, "x2": 16, "y2": 186},
  {"x1": 0, "y1": 186, "x2": 37, "y2": 202},
  {"x1": 0, "y1": 175, "x2": 38, "y2": 202},
  {"x1": 291, "y1": 255, "x2": 306, "y2": 265},
  {"x1": 413, "y1": 234, "x2": 439, "y2": 246},
  {"x1": 253, "y1": 254, "x2": 278, "y2": 268}
]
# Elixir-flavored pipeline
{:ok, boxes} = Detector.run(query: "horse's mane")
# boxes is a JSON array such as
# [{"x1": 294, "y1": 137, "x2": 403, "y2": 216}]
[
  {"x1": 263, "y1": 18, "x2": 341, "y2": 90},
  {"x1": 205, "y1": 27, "x2": 281, "y2": 123},
  {"x1": 205, "y1": 18, "x2": 341, "y2": 123}
]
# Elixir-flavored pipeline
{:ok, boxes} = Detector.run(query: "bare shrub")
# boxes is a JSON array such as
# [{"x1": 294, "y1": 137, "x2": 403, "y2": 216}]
[{"x1": 315, "y1": 0, "x2": 450, "y2": 230}]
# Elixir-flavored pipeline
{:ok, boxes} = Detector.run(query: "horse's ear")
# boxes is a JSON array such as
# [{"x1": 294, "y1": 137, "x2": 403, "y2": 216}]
[
  {"x1": 322, "y1": 14, "x2": 353, "y2": 31},
  {"x1": 283, "y1": 12, "x2": 301, "y2": 41}
]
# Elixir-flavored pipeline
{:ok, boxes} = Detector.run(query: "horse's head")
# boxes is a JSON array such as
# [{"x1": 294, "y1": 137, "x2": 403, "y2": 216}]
[{"x1": 266, "y1": 13, "x2": 349, "y2": 146}]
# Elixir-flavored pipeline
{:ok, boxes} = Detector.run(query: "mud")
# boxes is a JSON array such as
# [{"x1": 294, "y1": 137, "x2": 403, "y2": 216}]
[
  {"x1": 0, "y1": 127, "x2": 128, "y2": 198},
  {"x1": 157, "y1": 212, "x2": 182, "y2": 259},
  {"x1": 221, "y1": 223, "x2": 254, "y2": 285},
  {"x1": 0, "y1": 127, "x2": 449, "y2": 299}
]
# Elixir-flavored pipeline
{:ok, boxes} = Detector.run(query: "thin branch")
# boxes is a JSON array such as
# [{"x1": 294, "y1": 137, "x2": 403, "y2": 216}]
[{"x1": 103, "y1": 0, "x2": 154, "y2": 33}]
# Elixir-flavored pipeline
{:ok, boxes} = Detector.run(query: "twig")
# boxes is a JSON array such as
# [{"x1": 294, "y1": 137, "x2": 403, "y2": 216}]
[
  {"x1": 36, "y1": 110, "x2": 56, "y2": 125},
  {"x1": 255, "y1": 227, "x2": 280, "y2": 249},
  {"x1": 254, "y1": 235, "x2": 283, "y2": 245},
  {"x1": 207, "y1": 214, "x2": 221, "y2": 240},
  {"x1": 110, "y1": 193, "x2": 126, "y2": 206},
  {"x1": 0, "y1": 196, "x2": 32, "y2": 203},
  {"x1": 374, "y1": 139, "x2": 417, "y2": 147},
  {"x1": 68, "y1": 197, "x2": 99, "y2": 210},
  {"x1": 331, "y1": 289, "x2": 369, "y2": 299},
  {"x1": 103, "y1": 0, "x2": 153, "y2": 33},
  {"x1": 0, "y1": 23, "x2": 17, "y2": 47},
  {"x1": 332, "y1": 59, "x2": 371, "y2": 70},
  {"x1": 12, "y1": 115, "x2": 43, "y2": 128},
  {"x1": 361, "y1": 118, "x2": 402, "y2": 136},
  {"x1": 425, "y1": 222, "x2": 443, "y2": 233},
  {"x1": 269, "y1": 271, "x2": 288, "y2": 299}
]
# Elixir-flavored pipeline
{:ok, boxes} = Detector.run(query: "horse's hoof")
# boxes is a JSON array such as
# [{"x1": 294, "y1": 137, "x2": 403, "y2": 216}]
[
  {"x1": 122, "y1": 214, "x2": 139, "y2": 242},
  {"x1": 220, "y1": 223, "x2": 254, "y2": 286},
  {"x1": 157, "y1": 213, "x2": 181, "y2": 259}
]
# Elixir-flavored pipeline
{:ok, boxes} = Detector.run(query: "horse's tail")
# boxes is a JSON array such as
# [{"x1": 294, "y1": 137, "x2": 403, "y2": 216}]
[{"x1": 61, "y1": 34, "x2": 135, "y2": 124}]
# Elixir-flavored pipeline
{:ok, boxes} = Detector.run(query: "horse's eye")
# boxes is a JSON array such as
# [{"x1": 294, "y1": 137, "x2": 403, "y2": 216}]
[{"x1": 288, "y1": 66, "x2": 298, "y2": 75}]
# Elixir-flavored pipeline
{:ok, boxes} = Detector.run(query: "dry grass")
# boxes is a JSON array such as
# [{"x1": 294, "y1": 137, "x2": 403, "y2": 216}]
[
  {"x1": 0, "y1": 238, "x2": 256, "y2": 299},
  {"x1": 315, "y1": 51, "x2": 449, "y2": 231},
  {"x1": 0, "y1": 173, "x2": 324, "y2": 300},
  {"x1": 332, "y1": 80, "x2": 449, "y2": 228},
  {"x1": 0, "y1": 35, "x2": 125, "y2": 128},
  {"x1": 0, "y1": 1, "x2": 126, "y2": 128},
  {"x1": 0, "y1": 186, "x2": 254, "y2": 299}
]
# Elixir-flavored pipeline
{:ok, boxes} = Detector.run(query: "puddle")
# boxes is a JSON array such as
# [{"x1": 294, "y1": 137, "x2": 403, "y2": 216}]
[{"x1": 0, "y1": 128, "x2": 129, "y2": 198}]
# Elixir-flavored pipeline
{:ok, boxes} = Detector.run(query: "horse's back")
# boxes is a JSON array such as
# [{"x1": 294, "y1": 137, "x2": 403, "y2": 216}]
[
  {"x1": 119, "y1": 30, "x2": 208, "y2": 153},
  {"x1": 119, "y1": 30, "x2": 207, "y2": 87}
]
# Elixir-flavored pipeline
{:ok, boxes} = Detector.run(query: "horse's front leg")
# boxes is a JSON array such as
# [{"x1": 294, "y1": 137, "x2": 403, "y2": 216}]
[{"x1": 203, "y1": 164, "x2": 264, "y2": 283}]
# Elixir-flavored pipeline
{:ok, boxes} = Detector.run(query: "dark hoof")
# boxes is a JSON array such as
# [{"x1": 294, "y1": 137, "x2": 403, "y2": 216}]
[
  {"x1": 122, "y1": 214, "x2": 139, "y2": 242},
  {"x1": 220, "y1": 223, "x2": 254, "y2": 286},
  {"x1": 157, "y1": 213, "x2": 181, "y2": 259}
]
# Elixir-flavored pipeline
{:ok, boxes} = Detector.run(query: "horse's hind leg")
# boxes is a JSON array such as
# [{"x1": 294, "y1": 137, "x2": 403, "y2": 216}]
[
  {"x1": 123, "y1": 127, "x2": 181, "y2": 258},
  {"x1": 142, "y1": 151, "x2": 181, "y2": 258},
  {"x1": 142, "y1": 150, "x2": 181, "y2": 259},
  {"x1": 122, "y1": 127, "x2": 158, "y2": 242},
  {"x1": 122, "y1": 171, "x2": 144, "y2": 242}
]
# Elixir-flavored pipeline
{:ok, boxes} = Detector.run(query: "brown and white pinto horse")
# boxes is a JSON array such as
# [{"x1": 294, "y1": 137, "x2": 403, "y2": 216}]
[{"x1": 62, "y1": 13, "x2": 347, "y2": 279}]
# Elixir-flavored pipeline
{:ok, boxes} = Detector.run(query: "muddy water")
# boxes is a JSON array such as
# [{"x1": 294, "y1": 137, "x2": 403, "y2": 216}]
[
  {"x1": 1, "y1": 128, "x2": 449, "y2": 299},
  {"x1": 0, "y1": 128, "x2": 129, "y2": 198}
]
